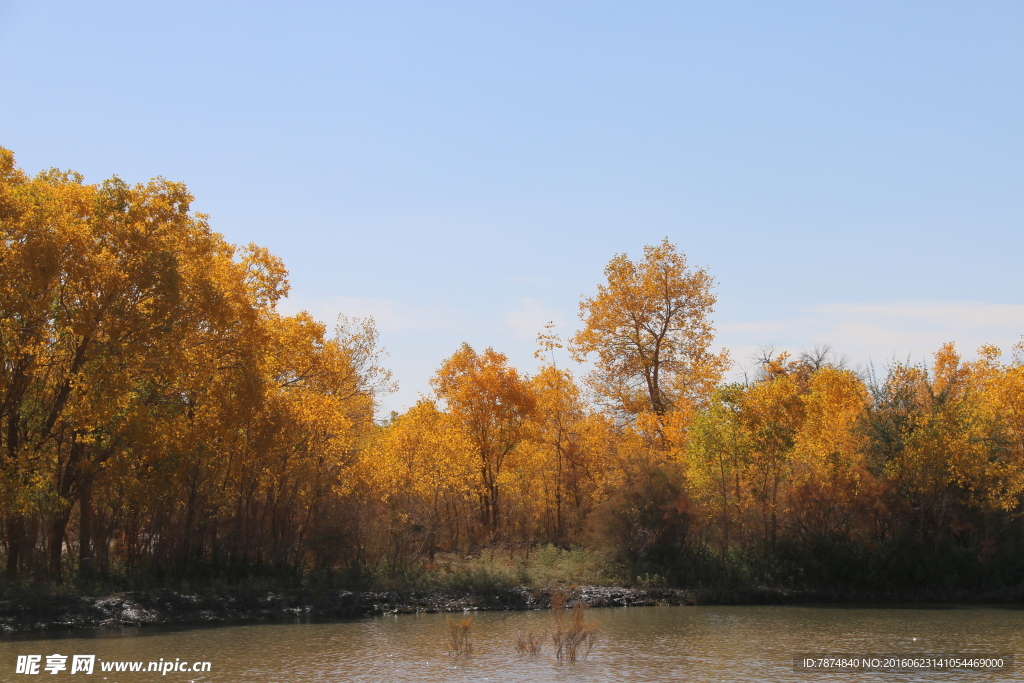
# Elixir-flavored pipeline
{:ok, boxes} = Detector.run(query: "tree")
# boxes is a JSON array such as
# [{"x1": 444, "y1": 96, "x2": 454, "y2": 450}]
[
  {"x1": 431, "y1": 344, "x2": 534, "y2": 537},
  {"x1": 0, "y1": 152, "x2": 278, "y2": 578},
  {"x1": 0, "y1": 147, "x2": 389, "y2": 582},
  {"x1": 361, "y1": 400, "x2": 476, "y2": 568},
  {"x1": 570, "y1": 239, "x2": 729, "y2": 427},
  {"x1": 524, "y1": 364, "x2": 609, "y2": 543},
  {"x1": 686, "y1": 384, "x2": 750, "y2": 560}
]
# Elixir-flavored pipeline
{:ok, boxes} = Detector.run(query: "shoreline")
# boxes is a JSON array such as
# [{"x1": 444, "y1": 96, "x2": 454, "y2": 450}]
[{"x1": 1, "y1": 585, "x2": 1021, "y2": 635}]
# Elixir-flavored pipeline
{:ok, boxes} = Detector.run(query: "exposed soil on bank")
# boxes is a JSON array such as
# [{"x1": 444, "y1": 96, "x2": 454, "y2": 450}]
[{"x1": 1, "y1": 585, "x2": 1021, "y2": 635}]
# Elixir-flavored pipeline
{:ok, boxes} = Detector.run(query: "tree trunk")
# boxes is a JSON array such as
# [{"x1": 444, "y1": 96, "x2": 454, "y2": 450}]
[
  {"x1": 49, "y1": 511, "x2": 71, "y2": 580},
  {"x1": 78, "y1": 476, "x2": 94, "y2": 580},
  {"x1": 5, "y1": 516, "x2": 26, "y2": 579}
]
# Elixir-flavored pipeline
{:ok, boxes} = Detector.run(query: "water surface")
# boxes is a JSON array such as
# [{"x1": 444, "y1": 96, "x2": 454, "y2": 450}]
[{"x1": 1, "y1": 604, "x2": 1020, "y2": 682}]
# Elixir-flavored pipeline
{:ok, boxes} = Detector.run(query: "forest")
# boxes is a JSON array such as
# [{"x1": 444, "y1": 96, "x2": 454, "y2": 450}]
[{"x1": 3, "y1": 147, "x2": 1024, "y2": 595}]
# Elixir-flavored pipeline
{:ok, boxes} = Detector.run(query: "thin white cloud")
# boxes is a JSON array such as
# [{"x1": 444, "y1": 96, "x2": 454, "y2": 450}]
[
  {"x1": 719, "y1": 299, "x2": 1024, "y2": 374},
  {"x1": 812, "y1": 300, "x2": 1024, "y2": 333},
  {"x1": 503, "y1": 297, "x2": 568, "y2": 341},
  {"x1": 718, "y1": 320, "x2": 790, "y2": 334},
  {"x1": 277, "y1": 295, "x2": 465, "y2": 334}
]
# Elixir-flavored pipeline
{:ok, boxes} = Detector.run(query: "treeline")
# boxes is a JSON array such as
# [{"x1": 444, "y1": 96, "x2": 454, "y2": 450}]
[
  {"x1": 682, "y1": 344, "x2": 1024, "y2": 591},
  {"x1": 0, "y1": 149, "x2": 388, "y2": 583},
  {"x1": 3, "y1": 148, "x2": 1024, "y2": 593}
]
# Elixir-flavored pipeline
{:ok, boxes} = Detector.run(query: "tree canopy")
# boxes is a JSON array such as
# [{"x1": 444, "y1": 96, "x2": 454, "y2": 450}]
[
  {"x1": 4, "y1": 147, "x2": 1024, "y2": 594},
  {"x1": 570, "y1": 238, "x2": 730, "y2": 423}
]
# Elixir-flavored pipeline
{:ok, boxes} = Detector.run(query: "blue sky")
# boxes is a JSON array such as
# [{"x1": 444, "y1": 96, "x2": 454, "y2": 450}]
[{"x1": 3, "y1": 1, "x2": 1023, "y2": 413}]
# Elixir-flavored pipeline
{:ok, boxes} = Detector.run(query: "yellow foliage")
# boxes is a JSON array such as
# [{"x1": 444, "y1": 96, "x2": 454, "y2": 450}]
[
  {"x1": 570, "y1": 239, "x2": 730, "y2": 424},
  {"x1": 431, "y1": 343, "x2": 535, "y2": 536}
]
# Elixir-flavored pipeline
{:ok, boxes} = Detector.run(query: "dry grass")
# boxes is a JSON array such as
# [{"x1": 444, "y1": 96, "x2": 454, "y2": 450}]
[
  {"x1": 377, "y1": 545, "x2": 624, "y2": 591},
  {"x1": 446, "y1": 615, "x2": 473, "y2": 657},
  {"x1": 551, "y1": 591, "x2": 598, "y2": 661},
  {"x1": 515, "y1": 630, "x2": 544, "y2": 654}
]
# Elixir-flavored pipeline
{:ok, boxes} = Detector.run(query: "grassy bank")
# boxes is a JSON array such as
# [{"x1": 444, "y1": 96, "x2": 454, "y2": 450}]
[
  {"x1": 3, "y1": 544, "x2": 1024, "y2": 636},
  {"x1": 0, "y1": 545, "x2": 626, "y2": 602},
  {"x1": 360, "y1": 545, "x2": 629, "y2": 592}
]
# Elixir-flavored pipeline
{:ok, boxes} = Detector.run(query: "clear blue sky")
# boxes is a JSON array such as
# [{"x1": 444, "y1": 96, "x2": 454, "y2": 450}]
[{"x1": 3, "y1": 1, "x2": 1022, "y2": 413}]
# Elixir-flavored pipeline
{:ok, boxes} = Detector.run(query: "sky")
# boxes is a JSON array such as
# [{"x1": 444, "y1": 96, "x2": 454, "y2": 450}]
[{"x1": 2, "y1": 1, "x2": 1022, "y2": 414}]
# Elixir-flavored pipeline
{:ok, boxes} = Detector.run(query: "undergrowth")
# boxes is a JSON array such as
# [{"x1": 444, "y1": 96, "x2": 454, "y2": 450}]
[{"x1": 361, "y1": 545, "x2": 626, "y2": 591}]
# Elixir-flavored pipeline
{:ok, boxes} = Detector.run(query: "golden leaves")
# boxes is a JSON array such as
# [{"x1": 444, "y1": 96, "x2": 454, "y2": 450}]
[
  {"x1": 0, "y1": 148, "x2": 391, "y2": 578},
  {"x1": 362, "y1": 400, "x2": 475, "y2": 503},
  {"x1": 570, "y1": 238, "x2": 730, "y2": 422},
  {"x1": 877, "y1": 343, "x2": 1024, "y2": 514}
]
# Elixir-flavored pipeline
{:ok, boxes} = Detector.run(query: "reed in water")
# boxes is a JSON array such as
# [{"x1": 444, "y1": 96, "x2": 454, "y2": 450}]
[
  {"x1": 515, "y1": 630, "x2": 544, "y2": 654},
  {"x1": 447, "y1": 616, "x2": 473, "y2": 657},
  {"x1": 551, "y1": 592, "x2": 598, "y2": 661}
]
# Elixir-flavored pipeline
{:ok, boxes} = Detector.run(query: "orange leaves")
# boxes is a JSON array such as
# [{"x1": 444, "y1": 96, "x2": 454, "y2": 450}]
[
  {"x1": 685, "y1": 357, "x2": 876, "y2": 548},
  {"x1": 13, "y1": 150, "x2": 1024, "y2": 586},
  {"x1": 522, "y1": 365, "x2": 611, "y2": 540},
  {"x1": 362, "y1": 400, "x2": 475, "y2": 505},
  {"x1": 0, "y1": 148, "x2": 392, "y2": 579},
  {"x1": 239, "y1": 243, "x2": 290, "y2": 309},
  {"x1": 431, "y1": 344, "x2": 536, "y2": 466},
  {"x1": 570, "y1": 239, "x2": 729, "y2": 429},
  {"x1": 875, "y1": 343, "x2": 1024, "y2": 514},
  {"x1": 431, "y1": 344, "x2": 535, "y2": 534},
  {"x1": 433, "y1": 344, "x2": 534, "y2": 421}
]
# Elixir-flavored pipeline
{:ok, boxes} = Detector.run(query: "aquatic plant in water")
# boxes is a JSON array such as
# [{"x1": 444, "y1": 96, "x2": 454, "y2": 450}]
[
  {"x1": 551, "y1": 592, "x2": 597, "y2": 661},
  {"x1": 447, "y1": 616, "x2": 473, "y2": 657},
  {"x1": 515, "y1": 630, "x2": 544, "y2": 654}
]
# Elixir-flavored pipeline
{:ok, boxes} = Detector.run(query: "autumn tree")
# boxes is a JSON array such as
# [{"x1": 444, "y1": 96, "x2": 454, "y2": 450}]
[
  {"x1": 522, "y1": 365, "x2": 612, "y2": 543},
  {"x1": 0, "y1": 150, "x2": 280, "y2": 578},
  {"x1": 0, "y1": 147, "x2": 389, "y2": 582},
  {"x1": 867, "y1": 345, "x2": 1024, "y2": 544},
  {"x1": 685, "y1": 350, "x2": 875, "y2": 575},
  {"x1": 361, "y1": 400, "x2": 476, "y2": 569},
  {"x1": 686, "y1": 384, "x2": 750, "y2": 560},
  {"x1": 431, "y1": 344, "x2": 535, "y2": 538},
  {"x1": 570, "y1": 239, "x2": 729, "y2": 432}
]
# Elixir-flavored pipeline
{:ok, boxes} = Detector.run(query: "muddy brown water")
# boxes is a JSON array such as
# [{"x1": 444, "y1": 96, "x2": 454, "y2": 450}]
[{"x1": 1, "y1": 604, "x2": 1021, "y2": 682}]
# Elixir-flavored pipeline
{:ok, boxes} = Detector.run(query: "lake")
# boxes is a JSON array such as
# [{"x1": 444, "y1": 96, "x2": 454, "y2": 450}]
[{"x1": 1, "y1": 604, "x2": 1020, "y2": 682}]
